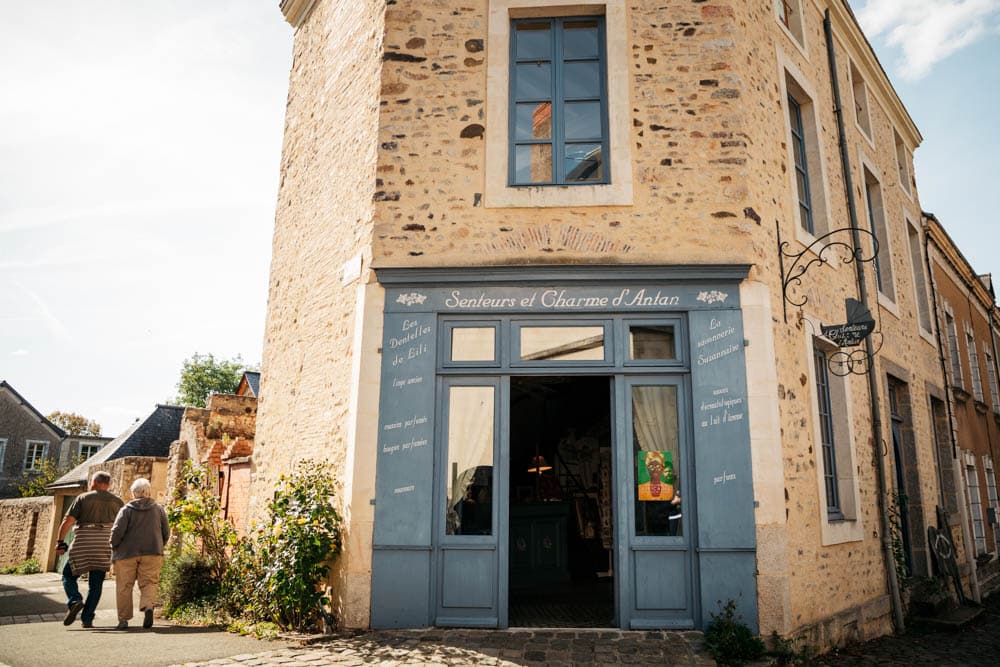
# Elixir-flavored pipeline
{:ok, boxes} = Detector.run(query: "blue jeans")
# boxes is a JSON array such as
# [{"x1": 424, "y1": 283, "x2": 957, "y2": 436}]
[{"x1": 62, "y1": 560, "x2": 106, "y2": 623}]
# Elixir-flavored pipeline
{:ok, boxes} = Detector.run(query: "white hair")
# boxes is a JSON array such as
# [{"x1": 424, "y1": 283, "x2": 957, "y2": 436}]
[{"x1": 130, "y1": 478, "x2": 152, "y2": 498}]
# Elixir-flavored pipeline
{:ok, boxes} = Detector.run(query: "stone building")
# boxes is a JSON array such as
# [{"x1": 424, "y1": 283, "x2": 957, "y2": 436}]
[
  {"x1": 0, "y1": 380, "x2": 111, "y2": 498},
  {"x1": 925, "y1": 213, "x2": 1000, "y2": 597},
  {"x1": 254, "y1": 0, "x2": 960, "y2": 647}
]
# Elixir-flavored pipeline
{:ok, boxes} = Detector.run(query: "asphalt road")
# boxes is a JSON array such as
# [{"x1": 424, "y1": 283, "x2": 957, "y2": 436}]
[{"x1": 0, "y1": 573, "x2": 290, "y2": 667}]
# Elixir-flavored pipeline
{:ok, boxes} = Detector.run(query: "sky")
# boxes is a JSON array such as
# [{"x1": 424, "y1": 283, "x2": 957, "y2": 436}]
[{"x1": 1, "y1": 1, "x2": 999, "y2": 437}]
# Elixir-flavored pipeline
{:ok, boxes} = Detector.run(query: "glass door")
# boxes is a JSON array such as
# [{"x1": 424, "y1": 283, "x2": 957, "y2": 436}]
[
  {"x1": 618, "y1": 376, "x2": 695, "y2": 628},
  {"x1": 435, "y1": 377, "x2": 504, "y2": 626}
]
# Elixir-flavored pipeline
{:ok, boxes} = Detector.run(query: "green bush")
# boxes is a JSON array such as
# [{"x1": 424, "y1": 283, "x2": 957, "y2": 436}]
[
  {"x1": 225, "y1": 463, "x2": 343, "y2": 632},
  {"x1": 704, "y1": 598, "x2": 766, "y2": 666},
  {"x1": 1, "y1": 558, "x2": 42, "y2": 575},
  {"x1": 159, "y1": 549, "x2": 220, "y2": 616}
]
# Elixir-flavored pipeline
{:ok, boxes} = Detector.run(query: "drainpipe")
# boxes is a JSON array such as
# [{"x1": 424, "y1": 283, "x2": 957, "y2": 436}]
[
  {"x1": 924, "y1": 227, "x2": 982, "y2": 603},
  {"x1": 824, "y1": 10, "x2": 905, "y2": 631}
]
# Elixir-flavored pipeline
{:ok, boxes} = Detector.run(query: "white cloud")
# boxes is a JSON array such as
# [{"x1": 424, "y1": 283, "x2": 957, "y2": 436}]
[
  {"x1": 856, "y1": 0, "x2": 1000, "y2": 80},
  {"x1": 10, "y1": 349, "x2": 29, "y2": 356}
]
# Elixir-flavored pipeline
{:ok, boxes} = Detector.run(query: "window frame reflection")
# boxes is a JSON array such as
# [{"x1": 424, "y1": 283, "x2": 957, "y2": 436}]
[
  {"x1": 623, "y1": 318, "x2": 687, "y2": 367},
  {"x1": 441, "y1": 321, "x2": 501, "y2": 368},
  {"x1": 511, "y1": 320, "x2": 613, "y2": 366},
  {"x1": 508, "y1": 16, "x2": 610, "y2": 187}
]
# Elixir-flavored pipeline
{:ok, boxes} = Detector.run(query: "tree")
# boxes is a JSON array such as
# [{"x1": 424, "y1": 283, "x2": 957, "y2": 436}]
[
  {"x1": 46, "y1": 411, "x2": 102, "y2": 437},
  {"x1": 176, "y1": 353, "x2": 245, "y2": 408}
]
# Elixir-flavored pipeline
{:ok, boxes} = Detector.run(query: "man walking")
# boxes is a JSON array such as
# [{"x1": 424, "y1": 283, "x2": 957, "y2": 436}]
[{"x1": 56, "y1": 471, "x2": 124, "y2": 628}]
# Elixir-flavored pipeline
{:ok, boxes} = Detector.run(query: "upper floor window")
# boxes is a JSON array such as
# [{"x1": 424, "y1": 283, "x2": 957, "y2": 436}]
[
  {"x1": 79, "y1": 441, "x2": 104, "y2": 461},
  {"x1": 850, "y1": 61, "x2": 872, "y2": 141},
  {"x1": 985, "y1": 346, "x2": 1000, "y2": 412},
  {"x1": 864, "y1": 167, "x2": 894, "y2": 301},
  {"x1": 967, "y1": 328, "x2": 984, "y2": 402},
  {"x1": 775, "y1": 0, "x2": 805, "y2": 46},
  {"x1": 945, "y1": 309, "x2": 964, "y2": 387},
  {"x1": 894, "y1": 131, "x2": 912, "y2": 195},
  {"x1": 906, "y1": 220, "x2": 932, "y2": 333},
  {"x1": 0, "y1": 438, "x2": 6, "y2": 468},
  {"x1": 788, "y1": 95, "x2": 814, "y2": 234},
  {"x1": 23, "y1": 440, "x2": 48, "y2": 472},
  {"x1": 509, "y1": 17, "x2": 608, "y2": 186}
]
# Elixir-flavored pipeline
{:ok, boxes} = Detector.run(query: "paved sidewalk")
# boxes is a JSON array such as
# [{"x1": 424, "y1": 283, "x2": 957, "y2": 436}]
[{"x1": 169, "y1": 628, "x2": 716, "y2": 666}]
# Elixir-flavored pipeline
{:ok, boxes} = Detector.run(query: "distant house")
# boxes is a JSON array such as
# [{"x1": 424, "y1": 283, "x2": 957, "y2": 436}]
[
  {"x1": 0, "y1": 380, "x2": 111, "y2": 498},
  {"x1": 236, "y1": 370, "x2": 260, "y2": 398},
  {"x1": 43, "y1": 403, "x2": 184, "y2": 571}
]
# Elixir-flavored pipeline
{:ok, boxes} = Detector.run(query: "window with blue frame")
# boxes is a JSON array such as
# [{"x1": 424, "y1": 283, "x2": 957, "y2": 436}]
[{"x1": 510, "y1": 17, "x2": 609, "y2": 186}]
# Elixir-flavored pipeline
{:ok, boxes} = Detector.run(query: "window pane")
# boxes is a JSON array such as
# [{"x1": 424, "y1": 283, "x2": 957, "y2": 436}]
[
  {"x1": 446, "y1": 386, "x2": 494, "y2": 536},
  {"x1": 629, "y1": 325, "x2": 676, "y2": 360},
  {"x1": 514, "y1": 144, "x2": 552, "y2": 184},
  {"x1": 514, "y1": 62, "x2": 551, "y2": 100},
  {"x1": 633, "y1": 386, "x2": 682, "y2": 537},
  {"x1": 563, "y1": 21, "x2": 599, "y2": 59},
  {"x1": 515, "y1": 102, "x2": 552, "y2": 140},
  {"x1": 451, "y1": 327, "x2": 495, "y2": 362},
  {"x1": 564, "y1": 143, "x2": 603, "y2": 182},
  {"x1": 520, "y1": 326, "x2": 605, "y2": 361},
  {"x1": 515, "y1": 22, "x2": 551, "y2": 60},
  {"x1": 564, "y1": 61, "x2": 601, "y2": 98},
  {"x1": 564, "y1": 101, "x2": 602, "y2": 139}
]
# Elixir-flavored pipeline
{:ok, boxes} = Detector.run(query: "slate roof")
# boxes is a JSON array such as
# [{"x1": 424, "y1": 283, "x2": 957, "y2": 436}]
[
  {"x1": 241, "y1": 371, "x2": 260, "y2": 397},
  {"x1": 0, "y1": 380, "x2": 67, "y2": 439},
  {"x1": 47, "y1": 404, "x2": 184, "y2": 490}
]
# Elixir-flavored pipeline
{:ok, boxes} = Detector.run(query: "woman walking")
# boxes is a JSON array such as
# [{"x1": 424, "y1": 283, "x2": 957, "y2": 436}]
[{"x1": 110, "y1": 478, "x2": 170, "y2": 629}]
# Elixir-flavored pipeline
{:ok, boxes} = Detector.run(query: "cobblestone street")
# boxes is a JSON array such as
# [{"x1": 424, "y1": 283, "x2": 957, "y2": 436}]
[{"x1": 168, "y1": 629, "x2": 715, "y2": 667}]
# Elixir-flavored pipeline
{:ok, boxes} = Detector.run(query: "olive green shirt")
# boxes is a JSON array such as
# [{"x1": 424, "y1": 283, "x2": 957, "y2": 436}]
[{"x1": 67, "y1": 489, "x2": 124, "y2": 524}]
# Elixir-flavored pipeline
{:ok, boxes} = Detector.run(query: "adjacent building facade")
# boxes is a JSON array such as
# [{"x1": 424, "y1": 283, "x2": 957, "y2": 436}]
[{"x1": 252, "y1": 0, "x2": 994, "y2": 648}]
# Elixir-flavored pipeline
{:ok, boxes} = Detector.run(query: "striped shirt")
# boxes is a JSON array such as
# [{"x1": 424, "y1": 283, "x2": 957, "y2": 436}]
[{"x1": 68, "y1": 523, "x2": 114, "y2": 575}]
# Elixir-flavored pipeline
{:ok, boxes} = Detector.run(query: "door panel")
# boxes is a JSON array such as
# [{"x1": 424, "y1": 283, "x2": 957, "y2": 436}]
[
  {"x1": 436, "y1": 378, "x2": 502, "y2": 626},
  {"x1": 620, "y1": 376, "x2": 695, "y2": 628}
]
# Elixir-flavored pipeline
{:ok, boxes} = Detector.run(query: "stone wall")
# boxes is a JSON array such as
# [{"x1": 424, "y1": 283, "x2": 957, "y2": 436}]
[
  {"x1": 0, "y1": 496, "x2": 55, "y2": 569},
  {"x1": 100, "y1": 457, "x2": 169, "y2": 504}
]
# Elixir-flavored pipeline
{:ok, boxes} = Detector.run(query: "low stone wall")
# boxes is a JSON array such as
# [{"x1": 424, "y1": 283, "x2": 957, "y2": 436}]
[
  {"x1": 101, "y1": 457, "x2": 169, "y2": 503},
  {"x1": 0, "y1": 496, "x2": 55, "y2": 569},
  {"x1": 789, "y1": 594, "x2": 894, "y2": 654}
]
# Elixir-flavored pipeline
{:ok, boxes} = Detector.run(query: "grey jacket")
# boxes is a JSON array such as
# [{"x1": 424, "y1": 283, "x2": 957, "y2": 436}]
[{"x1": 110, "y1": 497, "x2": 170, "y2": 561}]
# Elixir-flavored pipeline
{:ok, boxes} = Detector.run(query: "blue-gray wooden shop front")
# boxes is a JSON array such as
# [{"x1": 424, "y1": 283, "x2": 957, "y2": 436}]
[{"x1": 370, "y1": 267, "x2": 757, "y2": 630}]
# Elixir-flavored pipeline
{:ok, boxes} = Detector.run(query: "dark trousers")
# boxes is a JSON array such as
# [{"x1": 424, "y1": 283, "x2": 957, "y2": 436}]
[{"x1": 62, "y1": 560, "x2": 106, "y2": 623}]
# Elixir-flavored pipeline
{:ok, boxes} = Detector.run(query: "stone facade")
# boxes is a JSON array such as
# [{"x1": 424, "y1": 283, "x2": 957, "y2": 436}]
[
  {"x1": 258, "y1": 0, "x2": 973, "y2": 648},
  {"x1": 0, "y1": 382, "x2": 66, "y2": 498}
]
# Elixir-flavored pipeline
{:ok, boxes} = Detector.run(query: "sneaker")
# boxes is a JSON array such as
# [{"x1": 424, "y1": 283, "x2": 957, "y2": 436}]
[
  {"x1": 143, "y1": 608, "x2": 154, "y2": 629},
  {"x1": 115, "y1": 620, "x2": 128, "y2": 630},
  {"x1": 63, "y1": 601, "x2": 84, "y2": 626}
]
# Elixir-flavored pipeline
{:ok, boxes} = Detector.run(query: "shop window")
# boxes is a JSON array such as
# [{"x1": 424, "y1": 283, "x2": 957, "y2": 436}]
[
  {"x1": 895, "y1": 131, "x2": 912, "y2": 195},
  {"x1": 965, "y1": 451, "x2": 987, "y2": 555},
  {"x1": 850, "y1": 61, "x2": 872, "y2": 141},
  {"x1": 23, "y1": 440, "x2": 48, "y2": 471},
  {"x1": 864, "y1": 167, "x2": 894, "y2": 301},
  {"x1": 632, "y1": 385, "x2": 682, "y2": 537},
  {"x1": 783, "y1": 73, "x2": 829, "y2": 237},
  {"x1": 510, "y1": 17, "x2": 608, "y2": 186},
  {"x1": 944, "y1": 308, "x2": 964, "y2": 387},
  {"x1": 517, "y1": 324, "x2": 607, "y2": 362},
  {"x1": 906, "y1": 220, "x2": 932, "y2": 334},
  {"x1": 966, "y1": 327, "x2": 984, "y2": 402},
  {"x1": 445, "y1": 385, "x2": 495, "y2": 536},
  {"x1": 775, "y1": 0, "x2": 805, "y2": 47},
  {"x1": 485, "y1": 1, "x2": 632, "y2": 207},
  {"x1": 628, "y1": 324, "x2": 676, "y2": 361},
  {"x1": 448, "y1": 326, "x2": 498, "y2": 363}
]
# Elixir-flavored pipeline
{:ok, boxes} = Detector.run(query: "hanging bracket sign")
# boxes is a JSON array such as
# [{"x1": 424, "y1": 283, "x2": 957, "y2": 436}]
[{"x1": 821, "y1": 298, "x2": 876, "y2": 348}]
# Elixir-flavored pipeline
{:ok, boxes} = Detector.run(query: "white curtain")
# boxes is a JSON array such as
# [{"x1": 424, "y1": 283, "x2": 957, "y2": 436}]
[{"x1": 632, "y1": 385, "x2": 678, "y2": 455}]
